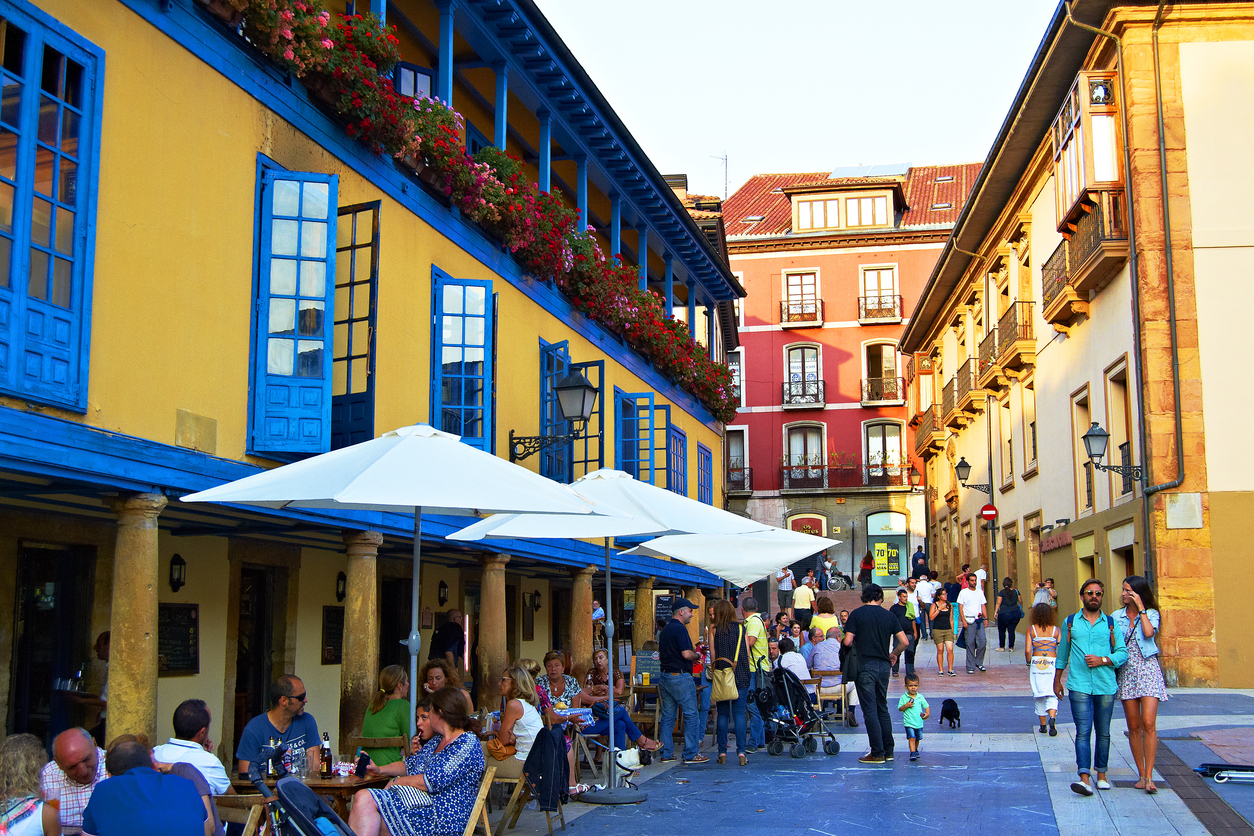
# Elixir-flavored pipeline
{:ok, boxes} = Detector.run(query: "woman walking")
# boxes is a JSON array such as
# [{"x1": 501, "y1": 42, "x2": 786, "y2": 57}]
[
  {"x1": 929, "y1": 588, "x2": 956, "y2": 676},
  {"x1": 996, "y1": 578, "x2": 1023, "y2": 651},
  {"x1": 1025, "y1": 603, "x2": 1060, "y2": 736},
  {"x1": 858, "y1": 551, "x2": 874, "y2": 591},
  {"x1": 710, "y1": 599, "x2": 751, "y2": 765},
  {"x1": 1116, "y1": 575, "x2": 1168, "y2": 794}
]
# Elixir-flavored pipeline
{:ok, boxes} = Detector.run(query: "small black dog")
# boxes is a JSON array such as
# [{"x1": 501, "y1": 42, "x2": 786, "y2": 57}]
[{"x1": 939, "y1": 698, "x2": 961, "y2": 729}]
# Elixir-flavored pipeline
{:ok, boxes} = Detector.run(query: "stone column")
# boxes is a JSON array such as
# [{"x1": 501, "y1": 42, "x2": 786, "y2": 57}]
[
  {"x1": 683, "y1": 587, "x2": 706, "y2": 647},
  {"x1": 632, "y1": 577, "x2": 655, "y2": 651},
  {"x1": 569, "y1": 566, "x2": 596, "y2": 682},
  {"x1": 107, "y1": 492, "x2": 167, "y2": 743},
  {"x1": 339, "y1": 530, "x2": 383, "y2": 750},
  {"x1": 477, "y1": 555, "x2": 510, "y2": 709}
]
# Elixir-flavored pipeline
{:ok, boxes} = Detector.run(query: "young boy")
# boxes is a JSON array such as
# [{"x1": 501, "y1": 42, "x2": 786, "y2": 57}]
[{"x1": 897, "y1": 673, "x2": 930, "y2": 761}]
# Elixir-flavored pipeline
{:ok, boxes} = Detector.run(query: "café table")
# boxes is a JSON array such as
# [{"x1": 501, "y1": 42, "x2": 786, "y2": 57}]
[{"x1": 229, "y1": 773, "x2": 389, "y2": 820}]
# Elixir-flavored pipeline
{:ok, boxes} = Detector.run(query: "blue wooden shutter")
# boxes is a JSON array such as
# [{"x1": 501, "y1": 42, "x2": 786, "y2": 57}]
[
  {"x1": 697, "y1": 443, "x2": 713, "y2": 504},
  {"x1": 430, "y1": 268, "x2": 494, "y2": 450},
  {"x1": 251, "y1": 169, "x2": 338, "y2": 455},
  {"x1": 539, "y1": 339, "x2": 571, "y2": 482},
  {"x1": 667, "y1": 424, "x2": 686, "y2": 495}
]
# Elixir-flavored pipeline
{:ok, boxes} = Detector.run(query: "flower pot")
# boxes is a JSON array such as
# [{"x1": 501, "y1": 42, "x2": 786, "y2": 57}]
[
  {"x1": 301, "y1": 74, "x2": 341, "y2": 111},
  {"x1": 194, "y1": 0, "x2": 244, "y2": 28}
]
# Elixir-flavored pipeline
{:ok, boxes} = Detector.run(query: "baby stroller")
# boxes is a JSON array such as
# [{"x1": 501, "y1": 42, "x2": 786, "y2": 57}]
[
  {"x1": 760, "y1": 667, "x2": 840, "y2": 759},
  {"x1": 248, "y1": 744, "x2": 357, "y2": 835}
]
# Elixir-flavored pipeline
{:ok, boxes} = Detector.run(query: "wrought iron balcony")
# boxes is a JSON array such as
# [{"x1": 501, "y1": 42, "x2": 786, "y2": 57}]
[
  {"x1": 955, "y1": 358, "x2": 984, "y2": 414},
  {"x1": 782, "y1": 380, "x2": 825, "y2": 408},
  {"x1": 942, "y1": 377, "x2": 957, "y2": 426},
  {"x1": 1042, "y1": 239, "x2": 1069, "y2": 309},
  {"x1": 1041, "y1": 239, "x2": 1088, "y2": 331},
  {"x1": 977, "y1": 327, "x2": 1002, "y2": 391},
  {"x1": 778, "y1": 462, "x2": 907, "y2": 490},
  {"x1": 858, "y1": 295, "x2": 903, "y2": 323},
  {"x1": 780, "y1": 459, "x2": 827, "y2": 489},
  {"x1": 727, "y1": 467, "x2": 753, "y2": 493},
  {"x1": 861, "y1": 377, "x2": 905, "y2": 405},
  {"x1": 865, "y1": 464, "x2": 910, "y2": 487},
  {"x1": 914, "y1": 405, "x2": 944, "y2": 457},
  {"x1": 996, "y1": 301, "x2": 1035, "y2": 371},
  {"x1": 1071, "y1": 188, "x2": 1130, "y2": 295},
  {"x1": 780, "y1": 298, "x2": 823, "y2": 326}
]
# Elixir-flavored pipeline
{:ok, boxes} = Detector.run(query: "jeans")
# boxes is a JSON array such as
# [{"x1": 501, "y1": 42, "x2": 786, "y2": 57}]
[
  {"x1": 746, "y1": 671, "x2": 765, "y2": 747},
  {"x1": 715, "y1": 687, "x2": 748, "y2": 756},
  {"x1": 892, "y1": 633, "x2": 918, "y2": 676},
  {"x1": 1069, "y1": 691, "x2": 1116, "y2": 776},
  {"x1": 698, "y1": 672, "x2": 712, "y2": 738},
  {"x1": 854, "y1": 658, "x2": 893, "y2": 757},
  {"x1": 918, "y1": 608, "x2": 932, "y2": 638},
  {"x1": 658, "y1": 672, "x2": 701, "y2": 760},
  {"x1": 582, "y1": 703, "x2": 644, "y2": 746},
  {"x1": 963, "y1": 621, "x2": 987, "y2": 671},
  {"x1": 997, "y1": 612, "x2": 1021, "y2": 649}
]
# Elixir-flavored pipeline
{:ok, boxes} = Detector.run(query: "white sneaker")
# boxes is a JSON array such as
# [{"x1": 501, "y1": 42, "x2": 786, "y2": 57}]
[{"x1": 1096, "y1": 778, "x2": 1112, "y2": 790}]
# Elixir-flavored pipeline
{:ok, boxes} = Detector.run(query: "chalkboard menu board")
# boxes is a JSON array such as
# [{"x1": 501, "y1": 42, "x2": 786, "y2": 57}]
[
  {"x1": 322, "y1": 606, "x2": 344, "y2": 665},
  {"x1": 157, "y1": 604, "x2": 199, "y2": 676},
  {"x1": 654, "y1": 594, "x2": 675, "y2": 624}
]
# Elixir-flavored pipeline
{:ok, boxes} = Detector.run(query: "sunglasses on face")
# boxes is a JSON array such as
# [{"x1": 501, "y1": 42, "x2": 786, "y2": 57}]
[
  {"x1": 1083, "y1": 590, "x2": 1103, "y2": 597},
  {"x1": 287, "y1": 692, "x2": 308, "y2": 702}
]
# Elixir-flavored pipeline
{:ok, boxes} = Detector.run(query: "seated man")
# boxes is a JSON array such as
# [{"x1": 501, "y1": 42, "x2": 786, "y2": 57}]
[
  {"x1": 40, "y1": 728, "x2": 107, "y2": 835},
  {"x1": 810, "y1": 626, "x2": 859, "y2": 725},
  {"x1": 82, "y1": 740, "x2": 206, "y2": 836},
  {"x1": 153, "y1": 699, "x2": 231, "y2": 794},
  {"x1": 235, "y1": 674, "x2": 322, "y2": 777},
  {"x1": 800, "y1": 627, "x2": 824, "y2": 667}
]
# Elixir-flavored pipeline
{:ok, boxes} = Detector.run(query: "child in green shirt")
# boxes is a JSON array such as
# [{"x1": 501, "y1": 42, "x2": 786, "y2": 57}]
[{"x1": 897, "y1": 673, "x2": 930, "y2": 761}]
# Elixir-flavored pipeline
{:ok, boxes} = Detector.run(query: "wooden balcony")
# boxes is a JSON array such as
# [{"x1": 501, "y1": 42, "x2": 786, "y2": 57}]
[
  {"x1": 858, "y1": 295, "x2": 903, "y2": 324},
  {"x1": 914, "y1": 405, "x2": 945, "y2": 458},
  {"x1": 955, "y1": 358, "x2": 985, "y2": 417},
  {"x1": 1041, "y1": 239, "x2": 1087, "y2": 333},
  {"x1": 977, "y1": 327, "x2": 1007, "y2": 393},
  {"x1": 996, "y1": 300, "x2": 1036, "y2": 373},
  {"x1": 1070, "y1": 188, "x2": 1129, "y2": 296},
  {"x1": 780, "y1": 299, "x2": 823, "y2": 327},
  {"x1": 861, "y1": 376, "x2": 905, "y2": 406}
]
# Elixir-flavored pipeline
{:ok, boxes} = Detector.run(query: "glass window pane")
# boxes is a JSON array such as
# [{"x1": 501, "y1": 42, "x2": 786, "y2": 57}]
[
  {"x1": 354, "y1": 247, "x2": 370, "y2": 283},
  {"x1": 267, "y1": 338, "x2": 293, "y2": 375},
  {"x1": 845, "y1": 199, "x2": 858, "y2": 226},
  {"x1": 0, "y1": 127, "x2": 15, "y2": 180},
  {"x1": 355, "y1": 213, "x2": 372, "y2": 244},
  {"x1": 0, "y1": 181, "x2": 13, "y2": 233},
  {"x1": 33, "y1": 146, "x2": 51, "y2": 196},
  {"x1": 269, "y1": 259, "x2": 297, "y2": 295},
  {"x1": 464, "y1": 316, "x2": 484, "y2": 346},
  {"x1": 0, "y1": 80, "x2": 20, "y2": 128},
  {"x1": 51, "y1": 256, "x2": 69, "y2": 307},
  {"x1": 302, "y1": 181, "x2": 329, "y2": 219},
  {"x1": 58, "y1": 157, "x2": 75, "y2": 203},
  {"x1": 271, "y1": 219, "x2": 298, "y2": 256},
  {"x1": 300, "y1": 221, "x2": 326, "y2": 257},
  {"x1": 336, "y1": 212, "x2": 352, "y2": 245},
  {"x1": 352, "y1": 282, "x2": 370, "y2": 316},
  {"x1": 0, "y1": 236, "x2": 11, "y2": 288},
  {"x1": 40, "y1": 46, "x2": 61, "y2": 95},
  {"x1": 60, "y1": 109, "x2": 78, "y2": 158},
  {"x1": 55, "y1": 207, "x2": 73, "y2": 254},
  {"x1": 62, "y1": 59, "x2": 82, "y2": 108},
  {"x1": 299, "y1": 259, "x2": 324, "y2": 297},
  {"x1": 36, "y1": 95, "x2": 55, "y2": 145},
  {"x1": 874, "y1": 196, "x2": 888, "y2": 225},
  {"x1": 442, "y1": 284, "x2": 463, "y2": 314},
  {"x1": 350, "y1": 357, "x2": 368, "y2": 393},
  {"x1": 441, "y1": 377, "x2": 462, "y2": 406},
  {"x1": 465, "y1": 285, "x2": 485, "y2": 315},
  {"x1": 332, "y1": 358, "x2": 347, "y2": 395},
  {"x1": 441, "y1": 346, "x2": 461, "y2": 367},
  {"x1": 814, "y1": 201, "x2": 826, "y2": 228},
  {"x1": 297, "y1": 300, "x2": 324, "y2": 336},
  {"x1": 442, "y1": 313, "x2": 462, "y2": 345},
  {"x1": 335, "y1": 249, "x2": 352, "y2": 285},
  {"x1": 351, "y1": 320, "x2": 369, "y2": 352},
  {"x1": 27, "y1": 247, "x2": 48, "y2": 299},
  {"x1": 827, "y1": 200, "x2": 840, "y2": 226},
  {"x1": 31, "y1": 196, "x2": 50, "y2": 246},
  {"x1": 295, "y1": 340, "x2": 322, "y2": 377},
  {"x1": 273, "y1": 180, "x2": 300, "y2": 217},
  {"x1": 464, "y1": 347, "x2": 483, "y2": 365},
  {"x1": 3, "y1": 26, "x2": 25, "y2": 78},
  {"x1": 269, "y1": 298, "x2": 295, "y2": 335},
  {"x1": 798, "y1": 202, "x2": 810, "y2": 229}
]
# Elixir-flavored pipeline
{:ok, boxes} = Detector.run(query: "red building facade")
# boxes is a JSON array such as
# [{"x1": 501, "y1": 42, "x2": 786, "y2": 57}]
[{"x1": 722, "y1": 164, "x2": 980, "y2": 586}]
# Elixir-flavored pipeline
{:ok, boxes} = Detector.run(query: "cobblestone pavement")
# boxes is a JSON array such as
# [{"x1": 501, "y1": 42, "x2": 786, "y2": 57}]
[{"x1": 496, "y1": 640, "x2": 1254, "y2": 836}]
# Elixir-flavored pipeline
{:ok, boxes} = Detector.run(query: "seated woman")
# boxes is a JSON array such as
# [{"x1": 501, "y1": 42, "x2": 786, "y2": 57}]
[
  {"x1": 1, "y1": 732, "x2": 64, "y2": 836},
  {"x1": 482, "y1": 665, "x2": 543, "y2": 780},
  {"x1": 520, "y1": 659, "x2": 585, "y2": 796},
  {"x1": 362, "y1": 664, "x2": 411, "y2": 767},
  {"x1": 420, "y1": 659, "x2": 474, "y2": 715},
  {"x1": 582, "y1": 648, "x2": 660, "y2": 751},
  {"x1": 535, "y1": 651, "x2": 583, "y2": 712},
  {"x1": 809, "y1": 597, "x2": 841, "y2": 638},
  {"x1": 349, "y1": 687, "x2": 486, "y2": 836},
  {"x1": 774, "y1": 637, "x2": 814, "y2": 696}
]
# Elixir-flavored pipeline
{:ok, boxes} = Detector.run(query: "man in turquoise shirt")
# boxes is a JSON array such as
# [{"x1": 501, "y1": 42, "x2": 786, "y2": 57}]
[{"x1": 1054, "y1": 579, "x2": 1128, "y2": 797}]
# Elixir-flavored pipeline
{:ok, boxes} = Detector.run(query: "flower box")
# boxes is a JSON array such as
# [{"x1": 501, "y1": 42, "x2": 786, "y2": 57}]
[{"x1": 194, "y1": 0, "x2": 244, "y2": 28}]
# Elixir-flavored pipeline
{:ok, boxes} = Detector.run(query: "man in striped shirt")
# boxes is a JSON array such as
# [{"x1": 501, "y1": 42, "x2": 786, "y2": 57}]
[{"x1": 40, "y1": 728, "x2": 107, "y2": 835}]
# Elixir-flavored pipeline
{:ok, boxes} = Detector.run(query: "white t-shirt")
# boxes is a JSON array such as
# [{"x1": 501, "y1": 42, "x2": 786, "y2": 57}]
[
  {"x1": 774, "y1": 651, "x2": 814, "y2": 695},
  {"x1": 956, "y1": 588, "x2": 986, "y2": 625},
  {"x1": 975, "y1": 568, "x2": 987, "y2": 587},
  {"x1": 917, "y1": 580, "x2": 936, "y2": 605},
  {"x1": 905, "y1": 587, "x2": 919, "y2": 613}
]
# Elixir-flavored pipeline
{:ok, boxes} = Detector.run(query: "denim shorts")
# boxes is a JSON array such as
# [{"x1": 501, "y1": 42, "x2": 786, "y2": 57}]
[{"x1": 905, "y1": 726, "x2": 922, "y2": 741}]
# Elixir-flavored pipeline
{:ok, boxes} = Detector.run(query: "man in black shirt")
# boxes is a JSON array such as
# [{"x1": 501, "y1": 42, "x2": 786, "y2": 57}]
[
  {"x1": 887, "y1": 589, "x2": 918, "y2": 678},
  {"x1": 657, "y1": 598, "x2": 708, "y2": 764},
  {"x1": 843, "y1": 584, "x2": 908, "y2": 764},
  {"x1": 428, "y1": 609, "x2": 465, "y2": 669}
]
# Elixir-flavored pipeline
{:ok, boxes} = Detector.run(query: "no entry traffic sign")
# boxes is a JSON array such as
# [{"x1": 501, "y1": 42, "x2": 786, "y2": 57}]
[{"x1": 980, "y1": 504, "x2": 997, "y2": 521}]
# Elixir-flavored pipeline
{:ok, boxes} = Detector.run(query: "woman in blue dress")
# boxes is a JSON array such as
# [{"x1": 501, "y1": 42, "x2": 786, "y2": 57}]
[{"x1": 349, "y1": 686, "x2": 486, "y2": 836}]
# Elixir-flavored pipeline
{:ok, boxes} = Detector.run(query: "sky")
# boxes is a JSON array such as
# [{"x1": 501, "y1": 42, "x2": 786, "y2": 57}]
[{"x1": 531, "y1": 0, "x2": 1060, "y2": 199}]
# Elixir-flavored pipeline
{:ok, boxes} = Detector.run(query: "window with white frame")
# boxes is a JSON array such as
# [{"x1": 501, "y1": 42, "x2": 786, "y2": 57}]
[
  {"x1": 860, "y1": 267, "x2": 899, "y2": 320},
  {"x1": 785, "y1": 344, "x2": 821, "y2": 405},
  {"x1": 784, "y1": 424, "x2": 824, "y2": 487},
  {"x1": 864, "y1": 422, "x2": 904, "y2": 486},
  {"x1": 783, "y1": 271, "x2": 819, "y2": 321},
  {"x1": 846, "y1": 194, "x2": 889, "y2": 227},
  {"x1": 728, "y1": 348, "x2": 743, "y2": 407}
]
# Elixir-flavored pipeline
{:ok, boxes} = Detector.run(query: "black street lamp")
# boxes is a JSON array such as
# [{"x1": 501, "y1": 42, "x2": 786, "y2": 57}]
[
  {"x1": 509, "y1": 369, "x2": 599, "y2": 462},
  {"x1": 954, "y1": 457, "x2": 993, "y2": 496},
  {"x1": 1081, "y1": 421, "x2": 1144, "y2": 482}
]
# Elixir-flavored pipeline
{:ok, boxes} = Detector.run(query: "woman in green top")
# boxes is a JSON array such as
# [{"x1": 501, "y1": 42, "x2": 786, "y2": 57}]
[{"x1": 361, "y1": 664, "x2": 411, "y2": 766}]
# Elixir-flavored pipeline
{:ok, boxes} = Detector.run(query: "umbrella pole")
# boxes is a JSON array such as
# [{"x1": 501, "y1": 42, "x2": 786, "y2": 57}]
[
  {"x1": 580, "y1": 536, "x2": 646, "y2": 805},
  {"x1": 406, "y1": 508, "x2": 423, "y2": 742}
]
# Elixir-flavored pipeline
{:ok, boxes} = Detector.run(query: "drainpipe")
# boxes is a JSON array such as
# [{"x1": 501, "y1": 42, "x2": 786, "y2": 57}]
[{"x1": 1061, "y1": 3, "x2": 1184, "y2": 586}]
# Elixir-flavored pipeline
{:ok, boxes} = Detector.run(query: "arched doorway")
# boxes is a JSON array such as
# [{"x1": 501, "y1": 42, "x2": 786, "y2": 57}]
[{"x1": 867, "y1": 511, "x2": 908, "y2": 587}]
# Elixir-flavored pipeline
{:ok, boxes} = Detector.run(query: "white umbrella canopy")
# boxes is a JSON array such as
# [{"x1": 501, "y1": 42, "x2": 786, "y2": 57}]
[
  {"x1": 181, "y1": 424, "x2": 612, "y2": 743},
  {"x1": 619, "y1": 529, "x2": 842, "y2": 588}
]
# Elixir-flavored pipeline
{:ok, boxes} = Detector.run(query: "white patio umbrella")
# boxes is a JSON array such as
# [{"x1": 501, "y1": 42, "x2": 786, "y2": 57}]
[
  {"x1": 450, "y1": 468, "x2": 774, "y2": 802},
  {"x1": 181, "y1": 424, "x2": 612, "y2": 741},
  {"x1": 618, "y1": 529, "x2": 842, "y2": 588}
]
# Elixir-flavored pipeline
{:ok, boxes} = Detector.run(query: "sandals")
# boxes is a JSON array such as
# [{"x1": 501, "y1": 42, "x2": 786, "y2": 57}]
[
  {"x1": 739, "y1": 754, "x2": 748, "y2": 766},
  {"x1": 568, "y1": 783, "x2": 592, "y2": 797},
  {"x1": 717, "y1": 754, "x2": 726, "y2": 764},
  {"x1": 638, "y1": 738, "x2": 661, "y2": 751}
]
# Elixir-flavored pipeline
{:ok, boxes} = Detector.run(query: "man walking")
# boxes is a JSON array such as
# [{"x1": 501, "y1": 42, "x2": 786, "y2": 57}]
[
  {"x1": 658, "y1": 598, "x2": 709, "y2": 764},
  {"x1": 842, "y1": 584, "x2": 909, "y2": 764},
  {"x1": 1055, "y1": 579, "x2": 1128, "y2": 796},
  {"x1": 957, "y1": 573, "x2": 988, "y2": 674},
  {"x1": 776, "y1": 566, "x2": 796, "y2": 620},
  {"x1": 888, "y1": 588, "x2": 918, "y2": 678},
  {"x1": 910, "y1": 546, "x2": 929, "y2": 579},
  {"x1": 741, "y1": 596, "x2": 768, "y2": 752},
  {"x1": 916, "y1": 573, "x2": 935, "y2": 639}
]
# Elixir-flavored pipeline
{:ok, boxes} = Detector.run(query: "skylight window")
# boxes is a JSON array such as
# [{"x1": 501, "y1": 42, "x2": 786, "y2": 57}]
[
  {"x1": 743, "y1": 215, "x2": 766, "y2": 222},
  {"x1": 935, "y1": 175, "x2": 954, "y2": 183},
  {"x1": 771, "y1": 188, "x2": 784, "y2": 194},
  {"x1": 931, "y1": 202, "x2": 952, "y2": 210}
]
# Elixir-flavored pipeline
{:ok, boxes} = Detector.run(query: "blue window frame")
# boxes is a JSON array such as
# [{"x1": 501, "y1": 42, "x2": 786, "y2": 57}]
[
  {"x1": 0, "y1": 2, "x2": 103, "y2": 411},
  {"x1": 614, "y1": 388, "x2": 668, "y2": 485},
  {"x1": 696, "y1": 443, "x2": 713, "y2": 504},
  {"x1": 667, "y1": 425, "x2": 686, "y2": 495},
  {"x1": 539, "y1": 338, "x2": 571, "y2": 482},
  {"x1": 431, "y1": 266, "x2": 494, "y2": 450},
  {"x1": 249, "y1": 164, "x2": 338, "y2": 455},
  {"x1": 331, "y1": 201, "x2": 378, "y2": 450},
  {"x1": 465, "y1": 121, "x2": 490, "y2": 157},
  {"x1": 393, "y1": 61, "x2": 435, "y2": 100}
]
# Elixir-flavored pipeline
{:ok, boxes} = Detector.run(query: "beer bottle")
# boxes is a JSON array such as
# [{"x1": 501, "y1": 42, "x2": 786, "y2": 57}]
[
  {"x1": 320, "y1": 732, "x2": 332, "y2": 778},
  {"x1": 265, "y1": 737, "x2": 277, "y2": 777}
]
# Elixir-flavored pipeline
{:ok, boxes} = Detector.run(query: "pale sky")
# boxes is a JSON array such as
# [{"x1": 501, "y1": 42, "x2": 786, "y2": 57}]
[{"x1": 532, "y1": 0, "x2": 1060, "y2": 198}]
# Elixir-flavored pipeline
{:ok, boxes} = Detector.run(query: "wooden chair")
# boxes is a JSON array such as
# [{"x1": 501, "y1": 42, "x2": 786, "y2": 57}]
[
  {"x1": 811, "y1": 670, "x2": 849, "y2": 724},
  {"x1": 624, "y1": 683, "x2": 660, "y2": 740},
  {"x1": 571, "y1": 729, "x2": 602, "y2": 785},
  {"x1": 461, "y1": 765, "x2": 496, "y2": 836},
  {"x1": 495, "y1": 769, "x2": 565, "y2": 836},
  {"x1": 215, "y1": 795, "x2": 270, "y2": 836},
  {"x1": 344, "y1": 736, "x2": 409, "y2": 759}
]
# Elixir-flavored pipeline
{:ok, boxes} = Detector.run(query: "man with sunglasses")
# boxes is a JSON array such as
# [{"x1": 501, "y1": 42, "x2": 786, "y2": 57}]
[
  {"x1": 1054, "y1": 579, "x2": 1128, "y2": 797},
  {"x1": 235, "y1": 674, "x2": 323, "y2": 777}
]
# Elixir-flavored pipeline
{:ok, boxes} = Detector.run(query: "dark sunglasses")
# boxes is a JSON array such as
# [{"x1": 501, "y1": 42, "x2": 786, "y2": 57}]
[
  {"x1": 287, "y1": 692, "x2": 308, "y2": 702},
  {"x1": 1082, "y1": 590, "x2": 1104, "y2": 597}
]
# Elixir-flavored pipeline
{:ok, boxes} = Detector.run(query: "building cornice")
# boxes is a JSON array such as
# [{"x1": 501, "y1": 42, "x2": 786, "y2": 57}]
[{"x1": 728, "y1": 227, "x2": 953, "y2": 255}]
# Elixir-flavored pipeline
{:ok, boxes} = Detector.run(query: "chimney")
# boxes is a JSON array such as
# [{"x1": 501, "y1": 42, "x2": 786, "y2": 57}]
[{"x1": 663, "y1": 173, "x2": 688, "y2": 202}]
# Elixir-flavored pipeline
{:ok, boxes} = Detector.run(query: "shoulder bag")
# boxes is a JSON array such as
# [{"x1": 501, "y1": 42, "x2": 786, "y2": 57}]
[{"x1": 710, "y1": 625, "x2": 743, "y2": 703}]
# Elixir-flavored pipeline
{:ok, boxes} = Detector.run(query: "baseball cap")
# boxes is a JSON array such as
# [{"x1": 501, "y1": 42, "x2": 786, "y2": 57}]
[{"x1": 672, "y1": 598, "x2": 699, "y2": 612}]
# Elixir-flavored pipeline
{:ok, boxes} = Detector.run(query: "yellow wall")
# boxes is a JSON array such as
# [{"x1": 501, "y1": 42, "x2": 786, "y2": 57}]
[
  {"x1": 517, "y1": 578, "x2": 552, "y2": 663},
  {"x1": 295, "y1": 547, "x2": 345, "y2": 757}
]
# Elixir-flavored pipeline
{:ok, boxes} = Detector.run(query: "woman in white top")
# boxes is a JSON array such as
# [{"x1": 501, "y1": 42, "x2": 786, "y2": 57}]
[
  {"x1": 487, "y1": 664, "x2": 544, "y2": 780},
  {"x1": 773, "y1": 637, "x2": 815, "y2": 696},
  {"x1": 0, "y1": 733, "x2": 58, "y2": 836}
]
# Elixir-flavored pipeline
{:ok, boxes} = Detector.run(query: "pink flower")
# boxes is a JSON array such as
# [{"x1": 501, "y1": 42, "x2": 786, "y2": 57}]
[
  {"x1": 321, "y1": 39, "x2": 334, "y2": 49},
  {"x1": 284, "y1": 49, "x2": 295, "y2": 61}
]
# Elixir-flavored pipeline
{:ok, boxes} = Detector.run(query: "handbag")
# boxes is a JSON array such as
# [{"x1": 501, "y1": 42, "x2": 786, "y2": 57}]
[
  {"x1": 710, "y1": 625, "x2": 743, "y2": 702},
  {"x1": 955, "y1": 625, "x2": 967, "y2": 650},
  {"x1": 486, "y1": 736, "x2": 516, "y2": 760}
]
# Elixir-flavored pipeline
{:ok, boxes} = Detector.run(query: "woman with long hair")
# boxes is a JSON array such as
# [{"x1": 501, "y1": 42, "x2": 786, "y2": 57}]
[
  {"x1": 419, "y1": 659, "x2": 474, "y2": 715},
  {"x1": 1116, "y1": 575, "x2": 1169, "y2": 794},
  {"x1": 583, "y1": 648, "x2": 660, "y2": 750},
  {"x1": 710, "y1": 599, "x2": 751, "y2": 765},
  {"x1": 350, "y1": 686, "x2": 487, "y2": 836},
  {"x1": 929, "y1": 587, "x2": 956, "y2": 676},
  {"x1": 0, "y1": 733, "x2": 57, "y2": 836},
  {"x1": 996, "y1": 577, "x2": 1023, "y2": 651},
  {"x1": 362, "y1": 664, "x2": 411, "y2": 766},
  {"x1": 858, "y1": 550, "x2": 874, "y2": 590},
  {"x1": 484, "y1": 665, "x2": 544, "y2": 780},
  {"x1": 1025, "y1": 603, "x2": 1060, "y2": 736}
]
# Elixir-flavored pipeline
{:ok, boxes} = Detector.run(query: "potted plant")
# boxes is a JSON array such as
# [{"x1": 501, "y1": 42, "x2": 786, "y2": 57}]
[
  {"x1": 241, "y1": 0, "x2": 334, "y2": 78},
  {"x1": 194, "y1": 0, "x2": 246, "y2": 28}
]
